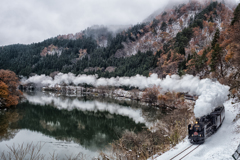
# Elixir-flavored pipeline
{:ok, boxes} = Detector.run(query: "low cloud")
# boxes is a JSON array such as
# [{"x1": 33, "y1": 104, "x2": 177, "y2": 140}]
[
  {"x1": 1, "y1": 0, "x2": 237, "y2": 46},
  {"x1": 0, "y1": 0, "x2": 169, "y2": 46}
]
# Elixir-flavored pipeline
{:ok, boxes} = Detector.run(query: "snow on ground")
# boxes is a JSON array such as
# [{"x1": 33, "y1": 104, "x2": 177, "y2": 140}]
[{"x1": 151, "y1": 98, "x2": 240, "y2": 160}]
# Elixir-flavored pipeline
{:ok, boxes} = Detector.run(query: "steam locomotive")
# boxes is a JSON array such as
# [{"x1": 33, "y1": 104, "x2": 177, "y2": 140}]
[{"x1": 188, "y1": 106, "x2": 225, "y2": 144}]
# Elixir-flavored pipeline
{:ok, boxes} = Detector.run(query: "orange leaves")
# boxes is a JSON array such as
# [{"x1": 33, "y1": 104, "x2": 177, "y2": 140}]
[
  {"x1": 208, "y1": 22, "x2": 215, "y2": 34},
  {"x1": 186, "y1": 59, "x2": 194, "y2": 68},
  {"x1": 203, "y1": 20, "x2": 208, "y2": 28},
  {"x1": 40, "y1": 47, "x2": 48, "y2": 57},
  {"x1": 231, "y1": 88, "x2": 238, "y2": 95},
  {"x1": 160, "y1": 32, "x2": 170, "y2": 40},
  {"x1": 158, "y1": 94, "x2": 167, "y2": 102},
  {"x1": 225, "y1": 49, "x2": 234, "y2": 62},
  {"x1": 152, "y1": 41, "x2": 159, "y2": 48},
  {"x1": 158, "y1": 91, "x2": 184, "y2": 108},
  {"x1": 223, "y1": 22, "x2": 240, "y2": 65},
  {"x1": 193, "y1": 27, "x2": 201, "y2": 38},
  {"x1": 40, "y1": 45, "x2": 59, "y2": 57},
  {"x1": 220, "y1": 39, "x2": 232, "y2": 48},
  {"x1": 179, "y1": 19, "x2": 183, "y2": 28},
  {"x1": 206, "y1": 50, "x2": 213, "y2": 65},
  {"x1": 192, "y1": 27, "x2": 201, "y2": 45},
  {"x1": 225, "y1": 42, "x2": 240, "y2": 62},
  {"x1": 142, "y1": 85, "x2": 160, "y2": 105},
  {"x1": 0, "y1": 81, "x2": 9, "y2": 98},
  {"x1": 78, "y1": 49, "x2": 88, "y2": 58},
  {"x1": 0, "y1": 70, "x2": 19, "y2": 90},
  {"x1": 197, "y1": 49, "x2": 204, "y2": 56},
  {"x1": 142, "y1": 85, "x2": 185, "y2": 107},
  {"x1": 4, "y1": 95, "x2": 19, "y2": 107},
  {"x1": 0, "y1": 69, "x2": 21, "y2": 107}
]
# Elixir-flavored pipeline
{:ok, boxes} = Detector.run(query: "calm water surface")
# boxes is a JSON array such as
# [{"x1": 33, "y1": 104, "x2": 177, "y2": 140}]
[{"x1": 0, "y1": 92, "x2": 163, "y2": 159}]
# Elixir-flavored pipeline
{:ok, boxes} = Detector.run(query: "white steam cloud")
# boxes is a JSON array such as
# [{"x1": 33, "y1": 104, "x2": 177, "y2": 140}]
[{"x1": 22, "y1": 73, "x2": 230, "y2": 117}]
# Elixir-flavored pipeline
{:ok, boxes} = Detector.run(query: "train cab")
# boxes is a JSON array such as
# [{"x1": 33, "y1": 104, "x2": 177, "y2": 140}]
[
  {"x1": 188, "y1": 119, "x2": 205, "y2": 144},
  {"x1": 188, "y1": 106, "x2": 225, "y2": 145}
]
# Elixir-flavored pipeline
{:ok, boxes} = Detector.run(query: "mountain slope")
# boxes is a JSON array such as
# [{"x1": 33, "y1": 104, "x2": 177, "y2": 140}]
[{"x1": 0, "y1": 1, "x2": 235, "y2": 79}]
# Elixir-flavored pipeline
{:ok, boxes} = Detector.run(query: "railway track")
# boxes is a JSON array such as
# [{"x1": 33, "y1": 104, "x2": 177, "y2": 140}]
[{"x1": 170, "y1": 144, "x2": 200, "y2": 160}]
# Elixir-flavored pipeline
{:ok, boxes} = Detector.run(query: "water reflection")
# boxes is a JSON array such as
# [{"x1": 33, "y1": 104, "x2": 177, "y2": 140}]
[
  {"x1": 0, "y1": 109, "x2": 20, "y2": 142},
  {"x1": 1, "y1": 92, "x2": 161, "y2": 158},
  {"x1": 23, "y1": 92, "x2": 147, "y2": 124}
]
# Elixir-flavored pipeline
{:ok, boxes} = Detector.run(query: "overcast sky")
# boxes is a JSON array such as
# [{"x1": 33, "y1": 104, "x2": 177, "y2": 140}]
[{"x1": 0, "y1": 0, "x2": 238, "y2": 46}]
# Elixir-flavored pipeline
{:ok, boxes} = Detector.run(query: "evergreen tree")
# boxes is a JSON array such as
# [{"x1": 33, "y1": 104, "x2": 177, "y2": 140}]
[
  {"x1": 210, "y1": 28, "x2": 221, "y2": 72},
  {"x1": 179, "y1": 46, "x2": 186, "y2": 55},
  {"x1": 168, "y1": 18, "x2": 173, "y2": 25},
  {"x1": 211, "y1": 28, "x2": 220, "y2": 49},
  {"x1": 210, "y1": 44, "x2": 221, "y2": 72},
  {"x1": 160, "y1": 22, "x2": 168, "y2": 32},
  {"x1": 231, "y1": 3, "x2": 240, "y2": 26}
]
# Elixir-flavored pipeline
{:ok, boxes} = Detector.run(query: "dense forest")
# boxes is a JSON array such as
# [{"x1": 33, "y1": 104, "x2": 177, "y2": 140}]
[
  {"x1": 0, "y1": 23, "x2": 150, "y2": 77},
  {"x1": 0, "y1": 1, "x2": 239, "y2": 93}
]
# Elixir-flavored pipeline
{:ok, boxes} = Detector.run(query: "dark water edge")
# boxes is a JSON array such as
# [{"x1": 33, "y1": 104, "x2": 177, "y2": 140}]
[{"x1": 0, "y1": 92, "x2": 166, "y2": 159}]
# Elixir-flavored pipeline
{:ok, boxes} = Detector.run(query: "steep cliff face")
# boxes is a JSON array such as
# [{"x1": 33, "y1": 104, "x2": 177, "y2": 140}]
[
  {"x1": 114, "y1": 1, "x2": 233, "y2": 59},
  {"x1": 113, "y1": 1, "x2": 234, "y2": 78}
]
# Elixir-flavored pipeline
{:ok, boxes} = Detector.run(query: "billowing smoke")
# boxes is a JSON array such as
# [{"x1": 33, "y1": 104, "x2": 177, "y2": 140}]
[{"x1": 22, "y1": 73, "x2": 229, "y2": 118}]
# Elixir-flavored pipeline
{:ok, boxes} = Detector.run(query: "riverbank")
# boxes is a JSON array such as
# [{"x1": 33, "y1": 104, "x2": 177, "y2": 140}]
[{"x1": 42, "y1": 85, "x2": 143, "y2": 101}]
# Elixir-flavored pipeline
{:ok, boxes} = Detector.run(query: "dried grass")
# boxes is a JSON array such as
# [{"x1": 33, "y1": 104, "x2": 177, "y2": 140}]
[{"x1": 0, "y1": 142, "x2": 90, "y2": 160}]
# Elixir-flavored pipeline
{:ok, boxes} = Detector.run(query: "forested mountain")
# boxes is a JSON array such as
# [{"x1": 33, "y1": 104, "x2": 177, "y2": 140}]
[{"x1": 0, "y1": 0, "x2": 238, "y2": 82}]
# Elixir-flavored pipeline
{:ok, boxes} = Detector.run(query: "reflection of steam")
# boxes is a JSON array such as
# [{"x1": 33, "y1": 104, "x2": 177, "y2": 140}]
[
  {"x1": 24, "y1": 93, "x2": 146, "y2": 125},
  {"x1": 22, "y1": 73, "x2": 229, "y2": 117}
]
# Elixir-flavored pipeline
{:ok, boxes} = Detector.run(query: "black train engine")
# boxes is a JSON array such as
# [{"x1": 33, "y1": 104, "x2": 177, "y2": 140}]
[{"x1": 188, "y1": 106, "x2": 225, "y2": 144}]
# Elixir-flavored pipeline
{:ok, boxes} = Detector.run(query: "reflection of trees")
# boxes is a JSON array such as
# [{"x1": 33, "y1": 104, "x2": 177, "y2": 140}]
[
  {"x1": 88, "y1": 96, "x2": 166, "y2": 122},
  {"x1": 25, "y1": 91, "x2": 166, "y2": 125},
  {"x1": 0, "y1": 109, "x2": 20, "y2": 142},
  {"x1": 141, "y1": 107, "x2": 166, "y2": 122},
  {"x1": 15, "y1": 101, "x2": 145, "y2": 151},
  {"x1": 68, "y1": 95, "x2": 166, "y2": 123}
]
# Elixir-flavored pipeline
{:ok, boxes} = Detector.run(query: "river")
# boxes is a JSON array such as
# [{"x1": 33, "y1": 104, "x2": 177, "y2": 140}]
[{"x1": 0, "y1": 91, "x2": 165, "y2": 159}]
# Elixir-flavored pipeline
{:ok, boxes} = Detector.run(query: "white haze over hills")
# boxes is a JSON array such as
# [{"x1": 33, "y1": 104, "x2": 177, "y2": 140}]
[
  {"x1": 22, "y1": 73, "x2": 229, "y2": 118},
  {"x1": 0, "y1": 0, "x2": 238, "y2": 46}
]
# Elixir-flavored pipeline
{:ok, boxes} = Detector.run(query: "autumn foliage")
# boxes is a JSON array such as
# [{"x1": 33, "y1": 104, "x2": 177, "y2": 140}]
[
  {"x1": 142, "y1": 85, "x2": 185, "y2": 108},
  {"x1": 158, "y1": 92, "x2": 185, "y2": 108},
  {"x1": 0, "y1": 69, "x2": 22, "y2": 108},
  {"x1": 142, "y1": 85, "x2": 160, "y2": 105}
]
